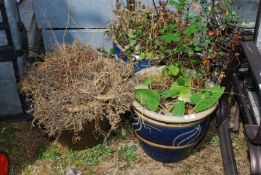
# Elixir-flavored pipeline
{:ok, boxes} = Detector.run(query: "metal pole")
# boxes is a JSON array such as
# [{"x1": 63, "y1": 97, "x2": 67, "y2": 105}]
[
  {"x1": 4, "y1": 0, "x2": 26, "y2": 76},
  {"x1": 254, "y1": 0, "x2": 261, "y2": 42},
  {"x1": 4, "y1": 0, "x2": 21, "y2": 50}
]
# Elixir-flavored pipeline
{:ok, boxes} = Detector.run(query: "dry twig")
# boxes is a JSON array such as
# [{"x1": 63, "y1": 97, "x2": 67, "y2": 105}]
[{"x1": 20, "y1": 42, "x2": 136, "y2": 141}]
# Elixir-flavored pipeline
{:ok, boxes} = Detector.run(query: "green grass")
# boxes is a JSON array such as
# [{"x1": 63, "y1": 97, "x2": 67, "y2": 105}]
[
  {"x1": 38, "y1": 141, "x2": 51, "y2": 159},
  {"x1": 231, "y1": 132, "x2": 239, "y2": 143},
  {"x1": 66, "y1": 144, "x2": 113, "y2": 166},
  {"x1": 0, "y1": 121, "x2": 249, "y2": 175},
  {"x1": 119, "y1": 145, "x2": 136, "y2": 163},
  {"x1": 36, "y1": 142, "x2": 137, "y2": 172},
  {"x1": 38, "y1": 143, "x2": 115, "y2": 166},
  {"x1": 205, "y1": 133, "x2": 220, "y2": 145},
  {"x1": 39, "y1": 145, "x2": 60, "y2": 160}
]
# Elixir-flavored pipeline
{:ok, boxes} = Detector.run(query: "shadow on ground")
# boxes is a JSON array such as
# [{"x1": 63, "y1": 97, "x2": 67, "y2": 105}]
[{"x1": 0, "y1": 120, "x2": 49, "y2": 175}]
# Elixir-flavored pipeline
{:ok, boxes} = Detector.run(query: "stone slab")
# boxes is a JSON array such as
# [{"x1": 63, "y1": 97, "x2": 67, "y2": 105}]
[
  {"x1": 0, "y1": 31, "x2": 8, "y2": 46},
  {"x1": 0, "y1": 62, "x2": 23, "y2": 117},
  {"x1": 18, "y1": 0, "x2": 34, "y2": 33}
]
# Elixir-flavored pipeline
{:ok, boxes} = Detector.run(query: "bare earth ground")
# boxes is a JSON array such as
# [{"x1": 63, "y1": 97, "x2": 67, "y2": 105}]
[{"x1": 0, "y1": 120, "x2": 249, "y2": 175}]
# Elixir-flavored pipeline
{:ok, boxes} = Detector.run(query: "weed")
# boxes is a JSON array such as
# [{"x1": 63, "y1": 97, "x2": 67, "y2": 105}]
[
  {"x1": 67, "y1": 144, "x2": 113, "y2": 166},
  {"x1": 206, "y1": 134, "x2": 220, "y2": 145},
  {"x1": 38, "y1": 141, "x2": 49, "y2": 159},
  {"x1": 210, "y1": 135, "x2": 220, "y2": 145},
  {"x1": 39, "y1": 145, "x2": 59, "y2": 160},
  {"x1": 231, "y1": 132, "x2": 239, "y2": 143},
  {"x1": 119, "y1": 145, "x2": 136, "y2": 163}
]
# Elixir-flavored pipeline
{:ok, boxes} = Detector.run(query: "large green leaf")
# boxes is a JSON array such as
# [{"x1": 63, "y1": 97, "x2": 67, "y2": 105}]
[
  {"x1": 184, "y1": 18, "x2": 201, "y2": 35},
  {"x1": 127, "y1": 29, "x2": 135, "y2": 39},
  {"x1": 190, "y1": 86, "x2": 225, "y2": 112},
  {"x1": 162, "y1": 66, "x2": 169, "y2": 76},
  {"x1": 175, "y1": 76, "x2": 190, "y2": 86},
  {"x1": 171, "y1": 101, "x2": 185, "y2": 116},
  {"x1": 168, "y1": 65, "x2": 180, "y2": 76},
  {"x1": 162, "y1": 65, "x2": 180, "y2": 77},
  {"x1": 143, "y1": 77, "x2": 155, "y2": 85},
  {"x1": 169, "y1": 76, "x2": 192, "y2": 102},
  {"x1": 171, "y1": 81, "x2": 191, "y2": 96},
  {"x1": 134, "y1": 89, "x2": 160, "y2": 112},
  {"x1": 160, "y1": 32, "x2": 180, "y2": 43},
  {"x1": 160, "y1": 89, "x2": 178, "y2": 100},
  {"x1": 169, "y1": 0, "x2": 187, "y2": 10},
  {"x1": 168, "y1": 23, "x2": 177, "y2": 31}
]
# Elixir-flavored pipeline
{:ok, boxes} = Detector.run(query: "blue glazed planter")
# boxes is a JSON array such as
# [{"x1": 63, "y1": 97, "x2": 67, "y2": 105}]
[
  {"x1": 131, "y1": 112, "x2": 210, "y2": 162},
  {"x1": 131, "y1": 66, "x2": 217, "y2": 163},
  {"x1": 113, "y1": 43, "x2": 155, "y2": 73}
]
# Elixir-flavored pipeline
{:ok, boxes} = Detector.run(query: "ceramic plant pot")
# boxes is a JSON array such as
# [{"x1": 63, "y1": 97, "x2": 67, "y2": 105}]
[{"x1": 131, "y1": 66, "x2": 218, "y2": 162}]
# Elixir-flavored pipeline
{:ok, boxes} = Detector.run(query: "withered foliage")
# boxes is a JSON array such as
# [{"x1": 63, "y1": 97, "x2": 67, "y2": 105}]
[{"x1": 20, "y1": 43, "x2": 135, "y2": 140}]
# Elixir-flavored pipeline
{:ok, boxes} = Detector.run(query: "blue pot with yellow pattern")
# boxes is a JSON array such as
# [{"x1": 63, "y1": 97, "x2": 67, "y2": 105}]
[{"x1": 131, "y1": 67, "x2": 218, "y2": 163}]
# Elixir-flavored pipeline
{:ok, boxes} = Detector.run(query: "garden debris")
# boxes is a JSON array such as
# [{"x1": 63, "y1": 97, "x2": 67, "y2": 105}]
[{"x1": 19, "y1": 43, "x2": 136, "y2": 141}]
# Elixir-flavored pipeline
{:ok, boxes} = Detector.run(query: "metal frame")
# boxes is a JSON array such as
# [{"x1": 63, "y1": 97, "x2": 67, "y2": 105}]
[
  {"x1": 237, "y1": 41, "x2": 261, "y2": 174},
  {"x1": 0, "y1": 0, "x2": 29, "y2": 120},
  {"x1": 217, "y1": 0, "x2": 261, "y2": 174},
  {"x1": 216, "y1": 57, "x2": 239, "y2": 175},
  {"x1": 0, "y1": 0, "x2": 15, "y2": 59}
]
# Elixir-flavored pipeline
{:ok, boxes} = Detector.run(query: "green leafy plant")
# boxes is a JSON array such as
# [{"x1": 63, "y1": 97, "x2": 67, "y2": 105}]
[
  {"x1": 110, "y1": 0, "x2": 244, "y2": 86},
  {"x1": 190, "y1": 86, "x2": 225, "y2": 112},
  {"x1": 109, "y1": 0, "x2": 212, "y2": 67},
  {"x1": 134, "y1": 65, "x2": 224, "y2": 116},
  {"x1": 198, "y1": 0, "x2": 245, "y2": 84}
]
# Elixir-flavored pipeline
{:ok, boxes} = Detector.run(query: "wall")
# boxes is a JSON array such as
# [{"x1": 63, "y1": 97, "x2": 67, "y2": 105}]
[{"x1": 32, "y1": 0, "x2": 163, "y2": 52}]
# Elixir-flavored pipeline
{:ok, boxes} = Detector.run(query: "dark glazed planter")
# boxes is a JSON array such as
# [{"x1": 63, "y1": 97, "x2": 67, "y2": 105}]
[
  {"x1": 131, "y1": 112, "x2": 210, "y2": 162},
  {"x1": 57, "y1": 118, "x2": 110, "y2": 150},
  {"x1": 131, "y1": 66, "x2": 217, "y2": 162}
]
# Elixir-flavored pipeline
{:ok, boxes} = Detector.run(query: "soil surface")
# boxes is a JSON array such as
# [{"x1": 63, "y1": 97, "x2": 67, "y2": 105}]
[{"x1": 0, "y1": 119, "x2": 249, "y2": 175}]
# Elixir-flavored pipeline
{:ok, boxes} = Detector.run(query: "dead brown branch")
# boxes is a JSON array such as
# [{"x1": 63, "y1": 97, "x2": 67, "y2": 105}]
[{"x1": 19, "y1": 42, "x2": 136, "y2": 141}]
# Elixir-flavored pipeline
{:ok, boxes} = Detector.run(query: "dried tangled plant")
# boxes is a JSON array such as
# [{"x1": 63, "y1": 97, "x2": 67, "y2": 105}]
[{"x1": 20, "y1": 43, "x2": 135, "y2": 140}]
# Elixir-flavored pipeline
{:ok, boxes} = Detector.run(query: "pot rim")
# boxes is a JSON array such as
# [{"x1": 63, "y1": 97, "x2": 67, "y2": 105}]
[{"x1": 133, "y1": 66, "x2": 218, "y2": 124}]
